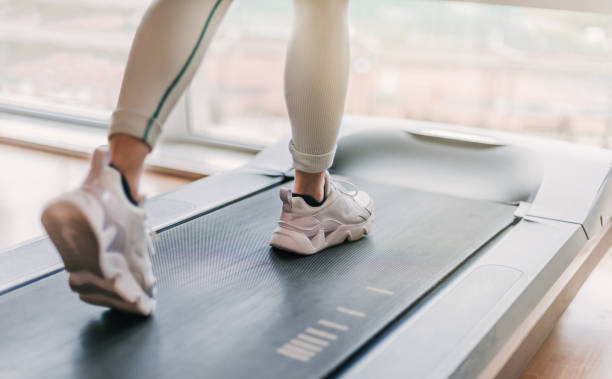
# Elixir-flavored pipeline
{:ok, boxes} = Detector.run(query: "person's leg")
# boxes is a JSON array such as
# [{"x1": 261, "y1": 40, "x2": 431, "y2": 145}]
[
  {"x1": 109, "y1": 0, "x2": 233, "y2": 199},
  {"x1": 285, "y1": 0, "x2": 350, "y2": 202},
  {"x1": 270, "y1": 0, "x2": 373, "y2": 255},
  {"x1": 42, "y1": 0, "x2": 233, "y2": 315}
]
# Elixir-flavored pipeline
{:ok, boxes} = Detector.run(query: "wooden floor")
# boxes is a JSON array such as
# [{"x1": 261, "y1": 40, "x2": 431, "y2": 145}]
[
  {"x1": 0, "y1": 143, "x2": 191, "y2": 251},
  {"x1": 3, "y1": 142, "x2": 612, "y2": 378},
  {"x1": 520, "y1": 248, "x2": 612, "y2": 379}
]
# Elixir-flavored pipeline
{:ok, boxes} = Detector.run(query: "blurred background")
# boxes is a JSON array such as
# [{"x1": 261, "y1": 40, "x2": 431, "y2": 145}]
[{"x1": 1, "y1": 0, "x2": 612, "y2": 148}]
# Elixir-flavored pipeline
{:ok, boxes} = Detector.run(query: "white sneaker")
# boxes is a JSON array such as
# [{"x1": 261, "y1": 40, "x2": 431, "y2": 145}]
[
  {"x1": 269, "y1": 173, "x2": 373, "y2": 255},
  {"x1": 41, "y1": 146, "x2": 156, "y2": 316}
]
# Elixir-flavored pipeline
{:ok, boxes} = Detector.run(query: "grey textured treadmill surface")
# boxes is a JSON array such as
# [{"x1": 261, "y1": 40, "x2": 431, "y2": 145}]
[{"x1": 0, "y1": 179, "x2": 516, "y2": 379}]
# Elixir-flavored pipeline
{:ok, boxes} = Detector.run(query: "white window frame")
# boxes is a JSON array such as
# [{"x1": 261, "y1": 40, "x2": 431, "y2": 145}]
[{"x1": 455, "y1": 0, "x2": 612, "y2": 14}]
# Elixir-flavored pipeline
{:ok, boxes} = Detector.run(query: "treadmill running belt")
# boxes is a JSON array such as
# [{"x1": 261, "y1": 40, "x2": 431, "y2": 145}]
[{"x1": 0, "y1": 179, "x2": 516, "y2": 379}]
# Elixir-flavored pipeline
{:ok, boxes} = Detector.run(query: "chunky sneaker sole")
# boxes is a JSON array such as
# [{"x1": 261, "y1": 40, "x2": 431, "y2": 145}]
[
  {"x1": 42, "y1": 191, "x2": 156, "y2": 316},
  {"x1": 270, "y1": 217, "x2": 372, "y2": 255}
]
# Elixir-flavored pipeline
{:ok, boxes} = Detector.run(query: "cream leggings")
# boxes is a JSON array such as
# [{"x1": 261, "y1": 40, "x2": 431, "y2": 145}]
[{"x1": 109, "y1": 0, "x2": 350, "y2": 173}]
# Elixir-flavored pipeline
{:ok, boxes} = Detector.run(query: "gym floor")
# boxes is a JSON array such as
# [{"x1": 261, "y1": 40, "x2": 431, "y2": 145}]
[{"x1": 2, "y1": 142, "x2": 611, "y2": 379}]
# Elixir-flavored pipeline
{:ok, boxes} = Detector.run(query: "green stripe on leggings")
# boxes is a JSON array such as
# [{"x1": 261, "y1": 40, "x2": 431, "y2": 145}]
[{"x1": 143, "y1": 0, "x2": 224, "y2": 141}]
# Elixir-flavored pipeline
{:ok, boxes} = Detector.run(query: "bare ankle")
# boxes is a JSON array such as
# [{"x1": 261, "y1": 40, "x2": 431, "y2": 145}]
[
  {"x1": 109, "y1": 134, "x2": 149, "y2": 198},
  {"x1": 293, "y1": 170, "x2": 326, "y2": 202}
]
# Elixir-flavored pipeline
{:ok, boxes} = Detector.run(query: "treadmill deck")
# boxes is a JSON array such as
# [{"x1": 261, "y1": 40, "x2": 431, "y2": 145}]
[{"x1": 0, "y1": 179, "x2": 516, "y2": 379}]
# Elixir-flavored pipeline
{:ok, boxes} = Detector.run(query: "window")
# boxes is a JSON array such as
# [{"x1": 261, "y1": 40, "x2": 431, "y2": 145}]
[
  {"x1": 2, "y1": 1, "x2": 612, "y2": 149},
  {"x1": 192, "y1": 0, "x2": 612, "y2": 147},
  {"x1": 0, "y1": 1, "x2": 146, "y2": 117}
]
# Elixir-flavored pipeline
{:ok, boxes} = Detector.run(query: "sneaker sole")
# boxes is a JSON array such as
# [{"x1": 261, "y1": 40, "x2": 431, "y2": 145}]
[
  {"x1": 269, "y1": 217, "x2": 372, "y2": 255},
  {"x1": 41, "y1": 196, "x2": 155, "y2": 316}
]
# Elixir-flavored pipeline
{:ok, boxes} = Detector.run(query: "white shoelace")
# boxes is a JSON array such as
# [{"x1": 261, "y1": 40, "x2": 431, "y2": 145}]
[
  {"x1": 139, "y1": 197, "x2": 157, "y2": 257},
  {"x1": 330, "y1": 176, "x2": 359, "y2": 198},
  {"x1": 145, "y1": 225, "x2": 157, "y2": 257}
]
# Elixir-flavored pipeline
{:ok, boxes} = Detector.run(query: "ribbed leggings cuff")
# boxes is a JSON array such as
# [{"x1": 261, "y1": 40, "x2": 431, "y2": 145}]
[
  {"x1": 108, "y1": 109, "x2": 162, "y2": 149},
  {"x1": 289, "y1": 140, "x2": 336, "y2": 173}
]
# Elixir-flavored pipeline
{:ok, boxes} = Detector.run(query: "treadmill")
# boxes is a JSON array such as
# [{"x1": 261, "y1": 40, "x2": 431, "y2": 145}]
[{"x1": 2, "y1": 117, "x2": 611, "y2": 378}]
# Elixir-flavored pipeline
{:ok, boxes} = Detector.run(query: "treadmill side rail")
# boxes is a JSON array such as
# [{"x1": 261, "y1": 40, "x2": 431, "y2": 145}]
[
  {"x1": 0, "y1": 169, "x2": 284, "y2": 296},
  {"x1": 480, "y1": 222, "x2": 612, "y2": 378},
  {"x1": 339, "y1": 219, "x2": 586, "y2": 379}
]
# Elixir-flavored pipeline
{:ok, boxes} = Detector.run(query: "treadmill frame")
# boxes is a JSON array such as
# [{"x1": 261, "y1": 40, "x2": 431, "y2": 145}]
[{"x1": 2, "y1": 118, "x2": 611, "y2": 378}]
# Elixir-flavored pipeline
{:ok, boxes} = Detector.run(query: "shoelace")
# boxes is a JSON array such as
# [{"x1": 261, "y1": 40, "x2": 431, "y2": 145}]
[
  {"x1": 144, "y1": 225, "x2": 157, "y2": 257},
  {"x1": 139, "y1": 197, "x2": 157, "y2": 257},
  {"x1": 330, "y1": 176, "x2": 359, "y2": 198}
]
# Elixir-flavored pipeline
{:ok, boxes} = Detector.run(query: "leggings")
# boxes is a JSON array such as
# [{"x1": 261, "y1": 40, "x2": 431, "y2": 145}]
[{"x1": 109, "y1": 0, "x2": 350, "y2": 174}]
